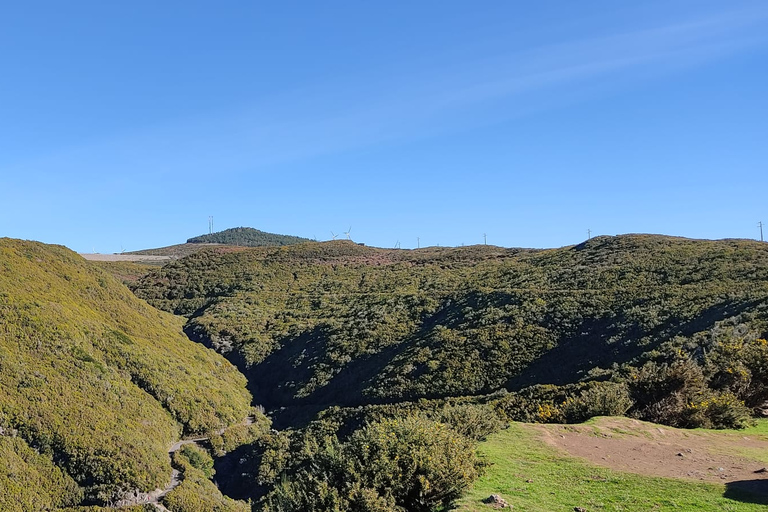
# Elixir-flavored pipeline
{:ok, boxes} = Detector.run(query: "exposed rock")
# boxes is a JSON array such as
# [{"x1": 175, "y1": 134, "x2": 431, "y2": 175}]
[
  {"x1": 112, "y1": 488, "x2": 157, "y2": 508},
  {"x1": 483, "y1": 494, "x2": 511, "y2": 508}
]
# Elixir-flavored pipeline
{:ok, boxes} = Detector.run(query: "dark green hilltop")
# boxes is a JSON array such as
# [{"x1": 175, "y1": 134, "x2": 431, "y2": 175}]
[
  {"x1": 186, "y1": 227, "x2": 312, "y2": 247},
  {"x1": 123, "y1": 227, "x2": 314, "y2": 260}
]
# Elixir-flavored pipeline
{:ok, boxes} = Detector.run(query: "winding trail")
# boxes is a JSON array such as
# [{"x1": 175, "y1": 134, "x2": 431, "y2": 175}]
[{"x1": 134, "y1": 415, "x2": 257, "y2": 511}]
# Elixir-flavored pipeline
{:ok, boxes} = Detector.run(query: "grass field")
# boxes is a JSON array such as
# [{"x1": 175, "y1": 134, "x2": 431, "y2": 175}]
[{"x1": 455, "y1": 419, "x2": 768, "y2": 511}]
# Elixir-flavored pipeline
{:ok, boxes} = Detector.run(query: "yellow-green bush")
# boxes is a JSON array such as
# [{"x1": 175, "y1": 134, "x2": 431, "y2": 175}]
[
  {"x1": 0, "y1": 436, "x2": 82, "y2": 511},
  {"x1": 262, "y1": 416, "x2": 484, "y2": 512},
  {"x1": 0, "y1": 239, "x2": 254, "y2": 503},
  {"x1": 164, "y1": 446, "x2": 250, "y2": 512}
]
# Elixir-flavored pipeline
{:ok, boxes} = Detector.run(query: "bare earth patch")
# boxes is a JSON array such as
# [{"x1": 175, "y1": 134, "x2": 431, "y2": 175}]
[
  {"x1": 80, "y1": 253, "x2": 172, "y2": 262},
  {"x1": 535, "y1": 417, "x2": 768, "y2": 496}
]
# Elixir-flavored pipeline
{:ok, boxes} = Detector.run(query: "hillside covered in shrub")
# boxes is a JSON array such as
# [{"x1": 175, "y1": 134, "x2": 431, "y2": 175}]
[
  {"x1": 0, "y1": 238, "x2": 254, "y2": 507},
  {"x1": 133, "y1": 235, "x2": 768, "y2": 431},
  {"x1": 187, "y1": 227, "x2": 312, "y2": 247}
]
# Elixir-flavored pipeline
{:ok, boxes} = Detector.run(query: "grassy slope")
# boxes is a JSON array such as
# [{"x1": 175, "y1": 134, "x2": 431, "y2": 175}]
[
  {"x1": 456, "y1": 419, "x2": 768, "y2": 512},
  {"x1": 89, "y1": 260, "x2": 160, "y2": 284},
  {"x1": 0, "y1": 238, "x2": 253, "y2": 501},
  {"x1": 132, "y1": 236, "x2": 768, "y2": 410}
]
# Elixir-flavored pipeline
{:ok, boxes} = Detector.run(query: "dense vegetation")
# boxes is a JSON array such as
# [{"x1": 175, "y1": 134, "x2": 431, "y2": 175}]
[
  {"x1": 0, "y1": 436, "x2": 82, "y2": 511},
  {"x1": 187, "y1": 227, "x2": 312, "y2": 247},
  {"x1": 261, "y1": 414, "x2": 484, "y2": 512},
  {"x1": 163, "y1": 444, "x2": 250, "y2": 512},
  {"x1": 133, "y1": 236, "x2": 768, "y2": 431},
  {"x1": 6, "y1": 234, "x2": 767, "y2": 510},
  {"x1": 0, "y1": 238, "x2": 255, "y2": 505}
]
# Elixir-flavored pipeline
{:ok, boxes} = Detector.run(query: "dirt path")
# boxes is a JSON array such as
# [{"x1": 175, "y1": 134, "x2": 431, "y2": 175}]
[
  {"x1": 535, "y1": 417, "x2": 768, "y2": 495},
  {"x1": 128, "y1": 415, "x2": 257, "y2": 510}
]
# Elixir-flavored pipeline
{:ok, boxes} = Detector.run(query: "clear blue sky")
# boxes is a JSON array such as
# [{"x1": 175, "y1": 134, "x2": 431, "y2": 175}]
[{"x1": 2, "y1": 1, "x2": 767, "y2": 252}]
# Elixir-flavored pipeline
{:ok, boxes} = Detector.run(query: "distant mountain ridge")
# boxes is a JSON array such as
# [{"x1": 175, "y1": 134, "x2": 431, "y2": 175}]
[
  {"x1": 121, "y1": 227, "x2": 311, "y2": 260},
  {"x1": 187, "y1": 227, "x2": 311, "y2": 247}
]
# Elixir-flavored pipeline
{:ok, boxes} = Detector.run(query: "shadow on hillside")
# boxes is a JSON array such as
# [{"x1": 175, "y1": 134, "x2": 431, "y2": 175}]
[
  {"x1": 186, "y1": 323, "x2": 416, "y2": 428},
  {"x1": 507, "y1": 298, "x2": 764, "y2": 390},
  {"x1": 724, "y1": 479, "x2": 768, "y2": 504},
  {"x1": 192, "y1": 297, "x2": 465, "y2": 429},
  {"x1": 258, "y1": 338, "x2": 418, "y2": 428},
  {"x1": 245, "y1": 326, "x2": 329, "y2": 407},
  {"x1": 212, "y1": 441, "x2": 266, "y2": 502}
]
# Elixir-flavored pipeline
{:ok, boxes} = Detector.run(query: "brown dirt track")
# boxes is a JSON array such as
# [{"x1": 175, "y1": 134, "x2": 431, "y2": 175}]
[{"x1": 536, "y1": 417, "x2": 768, "y2": 496}]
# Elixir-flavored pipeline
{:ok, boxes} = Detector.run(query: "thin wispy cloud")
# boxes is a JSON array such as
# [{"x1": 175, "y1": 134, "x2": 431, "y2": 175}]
[{"x1": 5, "y1": 6, "x2": 767, "y2": 187}]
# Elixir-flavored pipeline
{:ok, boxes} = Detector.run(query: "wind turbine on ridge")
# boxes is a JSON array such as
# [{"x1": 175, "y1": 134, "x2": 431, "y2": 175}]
[{"x1": 344, "y1": 226, "x2": 352, "y2": 240}]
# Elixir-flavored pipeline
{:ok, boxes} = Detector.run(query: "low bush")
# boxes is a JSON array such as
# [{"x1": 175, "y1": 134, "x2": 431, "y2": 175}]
[
  {"x1": 178, "y1": 445, "x2": 215, "y2": 479},
  {"x1": 436, "y1": 403, "x2": 505, "y2": 441},
  {"x1": 561, "y1": 382, "x2": 633, "y2": 423},
  {"x1": 261, "y1": 415, "x2": 484, "y2": 512},
  {"x1": 682, "y1": 391, "x2": 754, "y2": 429}
]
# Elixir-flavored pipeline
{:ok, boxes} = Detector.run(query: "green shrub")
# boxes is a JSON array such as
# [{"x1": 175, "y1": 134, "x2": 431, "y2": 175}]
[
  {"x1": 492, "y1": 384, "x2": 574, "y2": 423},
  {"x1": 436, "y1": 403, "x2": 504, "y2": 441},
  {"x1": 561, "y1": 382, "x2": 633, "y2": 423},
  {"x1": 262, "y1": 416, "x2": 484, "y2": 512},
  {"x1": 707, "y1": 337, "x2": 768, "y2": 409},
  {"x1": 178, "y1": 444, "x2": 215, "y2": 479},
  {"x1": 348, "y1": 416, "x2": 484, "y2": 511},
  {"x1": 682, "y1": 391, "x2": 754, "y2": 429},
  {"x1": 261, "y1": 436, "x2": 350, "y2": 512},
  {"x1": 627, "y1": 359, "x2": 707, "y2": 426}
]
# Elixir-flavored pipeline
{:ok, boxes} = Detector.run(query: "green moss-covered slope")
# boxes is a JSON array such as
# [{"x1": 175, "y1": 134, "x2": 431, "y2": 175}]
[
  {"x1": 0, "y1": 238, "x2": 253, "y2": 503},
  {"x1": 132, "y1": 236, "x2": 768, "y2": 414}
]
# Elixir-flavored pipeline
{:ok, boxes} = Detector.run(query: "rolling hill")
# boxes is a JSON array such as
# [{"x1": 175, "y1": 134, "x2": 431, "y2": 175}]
[
  {"x1": 6, "y1": 233, "x2": 768, "y2": 510},
  {"x1": 186, "y1": 227, "x2": 312, "y2": 247},
  {"x1": 0, "y1": 238, "x2": 255, "y2": 508},
  {"x1": 132, "y1": 235, "x2": 768, "y2": 427},
  {"x1": 126, "y1": 234, "x2": 768, "y2": 508},
  {"x1": 117, "y1": 227, "x2": 313, "y2": 263}
]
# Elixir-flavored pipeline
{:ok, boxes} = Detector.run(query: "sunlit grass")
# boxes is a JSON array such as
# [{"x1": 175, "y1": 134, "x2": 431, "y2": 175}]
[{"x1": 455, "y1": 420, "x2": 768, "y2": 511}]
